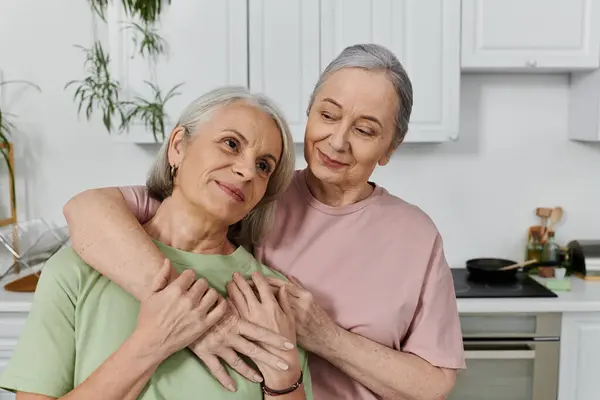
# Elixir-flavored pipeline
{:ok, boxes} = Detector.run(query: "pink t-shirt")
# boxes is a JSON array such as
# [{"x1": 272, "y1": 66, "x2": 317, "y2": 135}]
[{"x1": 120, "y1": 169, "x2": 465, "y2": 400}]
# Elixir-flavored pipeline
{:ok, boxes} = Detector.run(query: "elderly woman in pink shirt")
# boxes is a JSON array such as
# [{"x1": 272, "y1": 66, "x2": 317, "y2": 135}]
[{"x1": 62, "y1": 43, "x2": 465, "y2": 400}]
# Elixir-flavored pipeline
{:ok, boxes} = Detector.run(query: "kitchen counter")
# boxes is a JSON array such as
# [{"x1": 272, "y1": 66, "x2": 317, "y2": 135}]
[
  {"x1": 457, "y1": 275, "x2": 600, "y2": 313},
  {"x1": 3, "y1": 271, "x2": 600, "y2": 314}
]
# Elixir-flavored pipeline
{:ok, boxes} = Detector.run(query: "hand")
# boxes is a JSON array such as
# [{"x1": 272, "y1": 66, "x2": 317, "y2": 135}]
[
  {"x1": 189, "y1": 298, "x2": 296, "y2": 392},
  {"x1": 264, "y1": 276, "x2": 338, "y2": 353},
  {"x1": 227, "y1": 272, "x2": 300, "y2": 388},
  {"x1": 134, "y1": 260, "x2": 227, "y2": 363}
]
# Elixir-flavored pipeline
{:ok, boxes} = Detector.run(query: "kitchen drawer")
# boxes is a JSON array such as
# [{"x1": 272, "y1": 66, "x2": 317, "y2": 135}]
[
  {"x1": 0, "y1": 313, "x2": 27, "y2": 339},
  {"x1": 460, "y1": 312, "x2": 561, "y2": 337}
]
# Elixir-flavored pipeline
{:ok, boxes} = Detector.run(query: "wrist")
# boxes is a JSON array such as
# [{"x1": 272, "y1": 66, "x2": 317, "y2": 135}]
[
  {"x1": 129, "y1": 329, "x2": 169, "y2": 366},
  {"x1": 262, "y1": 365, "x2": 303, "y2": 391}
]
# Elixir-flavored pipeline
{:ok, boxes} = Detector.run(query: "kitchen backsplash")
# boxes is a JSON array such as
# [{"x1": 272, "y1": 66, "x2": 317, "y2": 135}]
[{"x1": 1, "y1": 2, "x2": 599, "y2": 268}]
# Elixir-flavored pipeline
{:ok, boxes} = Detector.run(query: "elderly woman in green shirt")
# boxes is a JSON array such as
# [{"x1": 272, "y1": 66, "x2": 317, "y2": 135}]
[{"x1": 0, "y1": 86, "x2": 312, "y2": 399}]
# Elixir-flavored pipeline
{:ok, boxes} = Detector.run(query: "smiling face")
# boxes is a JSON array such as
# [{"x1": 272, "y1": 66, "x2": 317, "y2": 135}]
[
  {"x1": 304, "y1": 67, "x2": 399, "y2": 190},
  {"x1": 167, "y1": 101, "x2": 283, "y2": 227}
]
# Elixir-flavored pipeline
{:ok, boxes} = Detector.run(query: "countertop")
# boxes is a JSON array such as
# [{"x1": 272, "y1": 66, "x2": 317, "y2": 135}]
[{"x1": 3, "y1": 270, "x2": 600, "y2": 315}]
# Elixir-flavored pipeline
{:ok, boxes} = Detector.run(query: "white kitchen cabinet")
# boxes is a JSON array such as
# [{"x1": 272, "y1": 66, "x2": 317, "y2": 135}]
[
  {"x1": 320, "y1": 0, "x2": 461, "y2": 143},
  {"x1": 568, "y1": 69, "x2": 600, "y2": 141},
  {"x1": 248, "y1": 0, "x2": 321, "y2": 143},
  {"x1": 107, "y1": 0, "x2": 248, "y2": 143},
  {"x1": 461, "y1": 0, "x2": 600, "y2": 72},
  {"x1": 0, "y1": 311, "x2": 26, "y2": 400},
  {"x1": 558, "y1": 312, "x2": 600, "y2": 400}
]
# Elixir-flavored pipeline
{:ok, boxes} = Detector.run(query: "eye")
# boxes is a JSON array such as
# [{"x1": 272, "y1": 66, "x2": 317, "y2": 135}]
[
  {"x1": 321, "y1": 112, "x2": 335, "y2": 121},
  {"x1": 356, "y1": 127, "x2": 374, "y2": 136},
  {"x1": 223, "y1": 137, "x2": 239, "y2": 151},
  {"x1": 256, "y1": 159, "x2": 272, "y2": 174}
]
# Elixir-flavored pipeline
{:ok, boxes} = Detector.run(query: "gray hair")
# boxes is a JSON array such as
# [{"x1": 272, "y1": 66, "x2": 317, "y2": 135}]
[
  {"x1": 147, "y1": 86, "x2": 295, "y2": 250},
  {"x1": 307, "y1": 43, "x2": 413, "y2": 147}
]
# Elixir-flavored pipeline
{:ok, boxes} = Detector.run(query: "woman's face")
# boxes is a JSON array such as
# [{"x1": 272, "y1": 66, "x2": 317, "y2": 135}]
[
  {"x1": 304, "y1": 67, "x2": 399, "y2": 189},
  {"x1": 168, "y1": 101, "x2": 283, "y2": 226}
]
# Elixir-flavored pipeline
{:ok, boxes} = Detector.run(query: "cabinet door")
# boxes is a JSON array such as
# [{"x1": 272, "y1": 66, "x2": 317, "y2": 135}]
[
  {"x1": 248, "y1": 0, "x2": 321, "y2": 143},
  {"x1": 107, "y1": 0, "x2": 248, "y2": 143},
  {"x1": 320, "y1": 0, "x2": 460, "y2": 143},
  {"x1": 559, "y1": 313, "x2": 600, "y2": 400},
  {"x1": 462, "y1": 0, "x2": 600, "y2": 71}
]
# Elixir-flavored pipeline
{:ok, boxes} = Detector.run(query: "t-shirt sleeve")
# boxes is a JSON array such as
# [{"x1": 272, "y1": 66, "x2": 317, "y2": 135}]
[
  {"x1": 401, "y1": 234, "x2": 466, "y2": 370},
  {"x1": 0, "y1": 248, "x2": 79, "y2": 397},
  {"x1": 119, "y1": 185, "x2": 160, "y2": 224}
]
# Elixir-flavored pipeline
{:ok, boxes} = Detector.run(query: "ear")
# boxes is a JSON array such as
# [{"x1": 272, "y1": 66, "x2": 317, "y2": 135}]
[
  {"x1": 167, "y1": 126, "x2": 187, "y2": 167},
  {"x1": 378, "y1": 139, "x2": 401, "y2": 166}
]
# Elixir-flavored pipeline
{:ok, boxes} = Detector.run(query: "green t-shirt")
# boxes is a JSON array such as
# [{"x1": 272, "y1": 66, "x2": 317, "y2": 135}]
[{"x1": 0, "y1": 241, "x2": 313, "y2": 399}]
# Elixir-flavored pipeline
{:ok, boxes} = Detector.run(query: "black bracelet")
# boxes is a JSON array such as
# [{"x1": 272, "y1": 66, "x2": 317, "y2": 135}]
[{"x1": 260, "y1": 371, "x2": 304, "y2": 396}]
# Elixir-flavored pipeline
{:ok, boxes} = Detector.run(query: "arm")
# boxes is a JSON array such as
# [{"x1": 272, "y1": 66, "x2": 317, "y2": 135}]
[
  {"x1": 63, "y1": 187, "x2": 166, "y2": 301},
  {"x1": 17, "y1": 332, "x2": 160, "y2": 400},
  {"x1": 62, "y1": 187, "x2": 298, "y2": 391},
  {"x1": 267, "y1": 234, "x2": 464, "y2": 400},
  {"x1": 13, "y1": 260, "x2": 225, "y2": 400}
]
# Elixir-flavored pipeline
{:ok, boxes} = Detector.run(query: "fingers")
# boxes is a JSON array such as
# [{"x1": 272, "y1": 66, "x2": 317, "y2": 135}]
[
  {"x1": 277, "y1": 286, "x2": 294, "y2": 317},
  {"x1": 288, "y1": 275, "x2": 305, "y2": 288},
  {"x1": 186, "y1": 278, "x2": 209, "y2": 306},
  {"x1": 238, "y1": 319, "x2": 295, "y2": 351},
  {"x1": 232, "y1": 272, "x2": 260, "y2": 308},
  {"x1": 169, "y1": 268, "x2": 197, "y2": 294},
  {"x1": 203, "y1": 296, "x2": 228, "y2": 325},
  {"x1": 229, "y1": 334, "x2": 290, "y2": 371},
  {"x1": 199, "y1": 353, "x2": 237, "y2": 392},
  {"x1": 264, "y1": 277, "x2": 304, "y2": 298},
  {"x1": 251, "y1": 272, "x2": 276, "y2": 305},
  {"x1": 150, "y1": 259, "x2": 172, "y2": 293},
  {"x1": 227, "y1": 280, "x2": 248, "y2": 315},
  {"x1": 197, "y1": 286, "x2": 219, "y2": 313},
  {"x1": 217, "y1": 347, "x2": 263, "y2": 383}
]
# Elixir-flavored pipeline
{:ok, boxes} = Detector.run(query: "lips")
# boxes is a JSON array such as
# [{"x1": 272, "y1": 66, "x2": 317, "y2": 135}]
[
  {"x1": 318, "y1": 149, "x2": 347, "y2": 169},
  {"x1": 215, "y1": 181, "x2": 245, "y2": 202}
]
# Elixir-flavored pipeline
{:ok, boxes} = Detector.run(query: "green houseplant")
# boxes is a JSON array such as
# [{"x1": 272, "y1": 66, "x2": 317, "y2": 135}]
[{"x1": 66, "y1": 0, "x2": 182, "y2": 142}]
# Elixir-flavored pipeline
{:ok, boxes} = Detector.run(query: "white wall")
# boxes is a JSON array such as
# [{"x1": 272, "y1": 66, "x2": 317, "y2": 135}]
[{"x1": 1, "y1": 0, "x2": 599, "y2": 267}]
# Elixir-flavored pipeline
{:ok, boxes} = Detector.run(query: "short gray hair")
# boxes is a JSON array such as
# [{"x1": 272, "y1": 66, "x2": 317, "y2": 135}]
[
  {"x1": 307, "y1": 43, "x2": 413, "y2": 147},
  {"x1": 147, "y1": 86, "x2": 295, "y2": 251}
]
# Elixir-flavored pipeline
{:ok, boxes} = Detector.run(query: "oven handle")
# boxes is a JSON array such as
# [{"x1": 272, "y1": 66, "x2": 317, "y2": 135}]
[{"x1": 464, "y1": 349, "x2": 535, "y2": 360}]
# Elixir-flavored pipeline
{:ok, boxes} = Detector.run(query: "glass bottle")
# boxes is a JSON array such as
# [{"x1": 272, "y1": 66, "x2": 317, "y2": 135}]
[
  {"x1": 542, "y1": 231, "x2": 560, "y2": 263},
  {"x1": 526, "y1": 227, "x2": 543, "y2": 262}
]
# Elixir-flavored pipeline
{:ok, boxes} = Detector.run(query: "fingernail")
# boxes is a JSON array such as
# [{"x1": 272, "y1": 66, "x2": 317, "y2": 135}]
[
  {"x1": 254, "y1": 374, "x2": 263, "y2": 382},
  {"x1": 277, "y1": 361, "x2": 289, "y2": 370},
  {"x1": 227, "y1": 384, "x2": 236, "y2": 392},
  {"x1": 284, "y1": 341, "x2": 294, "y2": 349}
]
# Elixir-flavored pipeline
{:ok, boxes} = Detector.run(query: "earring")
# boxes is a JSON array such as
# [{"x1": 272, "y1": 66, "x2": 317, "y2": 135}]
[{"x1": 170, "y1": 164, "x2": 179, "y2": 180}]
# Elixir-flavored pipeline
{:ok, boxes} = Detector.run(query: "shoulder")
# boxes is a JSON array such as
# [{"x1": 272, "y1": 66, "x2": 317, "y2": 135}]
[
  {"x1": 375, "y1": 187, "x2": 441, "y2": 239},
  {"x1": 39, "y1": 246, "x2": 97, "y2": 298}
]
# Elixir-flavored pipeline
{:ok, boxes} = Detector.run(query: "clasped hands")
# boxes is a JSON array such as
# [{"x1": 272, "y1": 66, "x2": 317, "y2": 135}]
[{"x1": 134, "y1": 260, "x2": 327, "y2": 392}]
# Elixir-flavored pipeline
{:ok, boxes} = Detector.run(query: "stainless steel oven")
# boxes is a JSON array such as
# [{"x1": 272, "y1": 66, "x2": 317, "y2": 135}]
[{"x1": 448, "y1": 312, "x2": 561, "y2": 400}]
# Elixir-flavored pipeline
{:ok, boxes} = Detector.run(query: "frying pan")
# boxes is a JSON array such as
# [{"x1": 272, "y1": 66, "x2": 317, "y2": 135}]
[{"x1": 466, "y1": 258, "x2": 550, "y2": 282}]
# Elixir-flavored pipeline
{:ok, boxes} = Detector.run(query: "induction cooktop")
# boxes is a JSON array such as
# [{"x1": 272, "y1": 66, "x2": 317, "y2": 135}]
[{"x1": 451, "y1": 269, "x2": 557, "y2": 298}]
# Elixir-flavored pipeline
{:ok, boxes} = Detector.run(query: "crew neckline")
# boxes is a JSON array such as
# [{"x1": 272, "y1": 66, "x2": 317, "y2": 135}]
[
  {"x1": 294, "y1": 168, "x2": 384, "y2": 215},
  {"x1": 153, "y1": 239, "x2": 255, "y2": 271}
]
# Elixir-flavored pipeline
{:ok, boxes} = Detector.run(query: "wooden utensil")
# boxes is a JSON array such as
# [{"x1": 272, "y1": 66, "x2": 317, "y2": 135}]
[
  {"x1": 536, "y1": 207, "x2": 553, "y2": 230},
  {"x1": 499, "y1": 259, "x2": 539, "y2": 271},
  {"x1": 541, "y1": 207, "x2": 564, "y2": 243}
]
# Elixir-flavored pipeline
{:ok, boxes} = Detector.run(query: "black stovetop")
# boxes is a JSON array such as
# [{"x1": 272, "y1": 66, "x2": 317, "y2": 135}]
[{"x1": 451, "y1": 269, "x2": 557, "y2": 298}]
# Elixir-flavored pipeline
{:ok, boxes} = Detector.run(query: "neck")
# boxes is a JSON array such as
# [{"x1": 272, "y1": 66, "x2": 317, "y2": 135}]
[
  {"x1": 305, "y1": 168, "x2": 374, "y2": 207},
  {"x1": 143, "y1": 191, "x2": 235, "y2": 255}
]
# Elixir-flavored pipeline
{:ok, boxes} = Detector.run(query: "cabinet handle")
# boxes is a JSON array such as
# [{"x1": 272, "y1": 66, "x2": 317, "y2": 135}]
[{"x1": 526, "y1": 60, "x2": 538, "y2": 68}]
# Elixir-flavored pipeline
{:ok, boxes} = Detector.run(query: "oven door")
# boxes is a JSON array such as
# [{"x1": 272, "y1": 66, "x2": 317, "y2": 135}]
[
  {"x1": 448, "y1": 313, "x2": 561, "y2": 400},
  {"x1": 448, "y1": 340, "x2": 560, "y2": 400}
]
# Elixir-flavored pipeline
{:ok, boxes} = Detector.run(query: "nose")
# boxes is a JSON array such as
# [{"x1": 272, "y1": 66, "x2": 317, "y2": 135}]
[
  {"x1": 328, "y1": 127, "x2": 350, "y2": 152},
  {"x1": 232, "y1": 158, "x2": 256, "y2": 180}
]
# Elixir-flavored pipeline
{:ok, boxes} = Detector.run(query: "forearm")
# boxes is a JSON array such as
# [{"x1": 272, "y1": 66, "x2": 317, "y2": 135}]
[
  {"x1": 63, "y1": 188, "x2": 167, "y2": 300},
  {"x1": 62, "y1": 332, "x2": 160, "y2": 400},
  {"x1": 312, "y1": 326, "x2": 455, "y2": 400}
]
